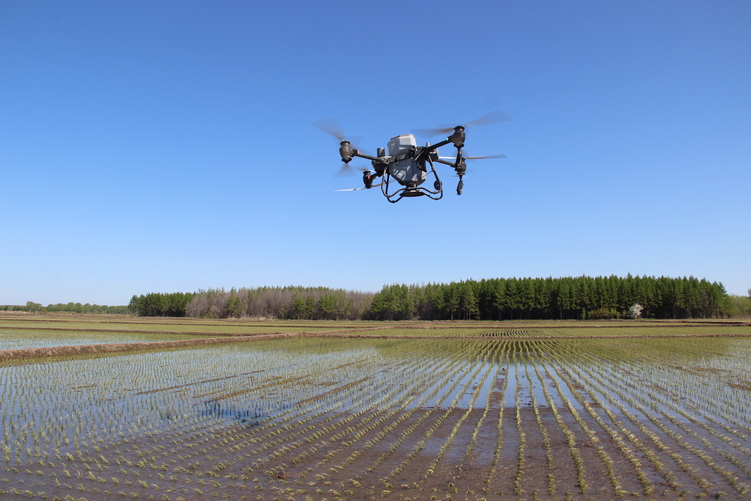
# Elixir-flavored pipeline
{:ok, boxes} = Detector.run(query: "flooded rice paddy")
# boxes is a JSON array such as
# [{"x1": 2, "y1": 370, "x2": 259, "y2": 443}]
[{"x1": 1, "y1": 331, "x2": 751, "y2": 500}]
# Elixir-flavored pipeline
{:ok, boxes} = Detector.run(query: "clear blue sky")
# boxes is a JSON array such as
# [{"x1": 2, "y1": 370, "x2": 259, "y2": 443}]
[{"x1": 1, "y1": 0, "x2": 749, "y2": 306}]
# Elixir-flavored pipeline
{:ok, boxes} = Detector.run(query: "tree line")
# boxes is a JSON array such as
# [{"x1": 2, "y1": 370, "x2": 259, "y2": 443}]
[
  {"x1": 9, "y1": 275, "x2": 743, "y2": 320},
  {"x1": 0, "y1": 302, "x2": 129, "y2": 314},
  {"x1": 128, "y1": 287, "x2": 373, "y2": 320},
  {"x1": 367, "y1": 275, "x2": 729, "y2": 320},
  {"x1": 127, "y1": 292, "x2": 194, "y2": 317}
]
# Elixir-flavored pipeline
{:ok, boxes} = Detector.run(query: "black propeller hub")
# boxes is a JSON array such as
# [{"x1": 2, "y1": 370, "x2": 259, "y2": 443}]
[
  {"x1": 448, "y1": 126, "x2": 466, "y2": 149},
  {"x1": 362, "y1": 170, "x2": 375, "y2": 188}
]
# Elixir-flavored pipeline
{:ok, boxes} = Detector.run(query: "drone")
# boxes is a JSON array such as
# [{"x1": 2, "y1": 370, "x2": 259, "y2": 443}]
[{"x1": 314, "y1": 111, "x2": 510, "y2": 203}]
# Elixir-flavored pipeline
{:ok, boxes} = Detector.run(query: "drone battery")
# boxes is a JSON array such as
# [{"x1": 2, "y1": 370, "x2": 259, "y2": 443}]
[{"x1": 387, "y1": 134, "x2": 417, "y2": 156}]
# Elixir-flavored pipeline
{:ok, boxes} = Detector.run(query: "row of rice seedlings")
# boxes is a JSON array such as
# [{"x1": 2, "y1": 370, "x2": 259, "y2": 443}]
[
  {"x1": 557, "y1": 338, "x2": 747, "y2": 496},
  {"x1": 607, "y1": 337, "x2": 751, "y2": 429},
  {"x1": 436, "y1": 351, "x2": 506, "y2": 501},
  {"x1": 3, "y1": 346, "x2": 276, "y2": 441},
  {"x1": 224, "y1": 338, "x2": 483, "y2": 496},
  {"x1": 534, "y1": 341, "x2": 658, "y2": 496},
  {"x1": 579, "y1": 339, "x2": 751, "y2": 495},
  {"x1": 451, "y1": 342, "x2": 507, "y2": 492},
  {"x1": 29, "y1": 340, "x2": 414, "y2": 496},
  {"x1": 320, "y1": 341, "x2": 478, "y2": 488},
  {"x1": 511, "y1": 347, "x2": 528, "y2": 496},
  {"x1": 125, "y1": 346, "x2": 404, "y2": 470},
  {"x1": 590, "y1": 338, "x2": 751, "y2": 454},
  {"x1": 566, "y1": 366, "x2": 684, "y2": 493},
  {"x1": 523, "y1": 344, "x2": 557, "y2": 497},
  {"x1": 626, "y1": 340, "x2": 751, "y2": 442},
  {"x1": 527, "y1": 346, "x2": 588, "y2": 496},
  {"x1": 1, "y1": 339, "x2": 377, "y2": 470},
  {"x1": 6, "y1": 352, "x2": 258, "y2": 496},
  {"x1": 531, "y1": 342, "x2": 636, "y2": 497},
  {"x1": 0, "y1": 328, "x2": 204, "y2": 351},
  {"x1": 479, "y1": 329, "x2": 542, "y2": 338},
  {"x1": 375, "y1": 340, "x2": 498, "y2": 493},
  {"x1": 553, "y1": 339, "x2": 714, "y2": 492},
  {"x1": 624, "y1": 358, "x2": 751, "y2": 476},
  {"x1": 372, "y1": 341, "x2": 493, "y2": 477},
  {"x1": 7, "y1": 335, "x2": 749, "y2": 499},
  {"x1": 207, "y1": 342, "x2": 451, "y2": 480},
  {"x1": 414, "y1": 340, "x2": 500, "y2": 493},
  {"x1": 313, "y1": 344, "x2": 465, "y2": 467},
  {"x1": 305, "y1": 350, "x2": 474, "y2": 500},
  {"x1": 483, "y1": 346, "x2": 510, "y2": 494},
  {"x1": 110, "y1": 338, "x2": 470, "y2": 490}
]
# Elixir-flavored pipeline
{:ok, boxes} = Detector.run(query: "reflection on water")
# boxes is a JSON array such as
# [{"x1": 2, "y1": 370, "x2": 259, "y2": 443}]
[{"x1": 1, "y1": 336, "x2": 749, "y2": 465}]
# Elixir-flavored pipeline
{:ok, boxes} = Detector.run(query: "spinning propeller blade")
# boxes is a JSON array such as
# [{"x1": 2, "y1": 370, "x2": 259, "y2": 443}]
[
  {"x1": 440, "y1": 154, "x2": 507, "y2": 160},
  {"x1": 337, "y1": 164, "x2": 369, "y2": 176},
  {"x1": 311, "y1": 118, "x2": 364, "y2": 147},
  {"x1": 465, "y1": 110, "x2": 512, "y2": 127},
  {"x1": 465, "y1": 155, "x2": 506, "y2": 160},
  {"x1": 336, "y1": 182, "x2": 383, "y2": 192},
  {"x1": 311, "y1": 117, "x2": 346, "y2": 142},
  {"x1": 312, "y1": 117, "x2": 371, "y2": 174},
  {"x1": 414, "y1": 110, "x2": 512, "y2": 137}
]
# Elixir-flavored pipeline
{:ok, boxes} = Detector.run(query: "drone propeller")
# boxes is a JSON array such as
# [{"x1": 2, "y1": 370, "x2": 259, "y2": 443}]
[
  {"x1": 440, "y1": 154, "x2": 507, "y2": 161},
  {"x1": 414, "y1": 110, "x2": 512, "y2": 137},
  {"x1": 335, "y1": 182, "x2": 383, "y2": 192},
  {"x1": 438, "y1": 152, "x2": 506, "y2": 177},
  {"x1": 312, "y1": 117, "x2": 369, "y2": 169},
  {"x1": 337, "y1": 164, "x2": 370, "y2": 176},
  {"x1": 311, "y1": 117, "x2": 347, "y2": 142}
]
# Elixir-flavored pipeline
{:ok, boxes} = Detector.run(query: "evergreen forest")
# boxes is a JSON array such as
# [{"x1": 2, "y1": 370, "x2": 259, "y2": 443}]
[{"x1": 122, "y1": 275, "x2": 740, "y2": 320}]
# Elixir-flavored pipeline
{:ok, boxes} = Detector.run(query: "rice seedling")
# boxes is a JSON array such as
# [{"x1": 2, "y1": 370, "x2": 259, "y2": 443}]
[{"x1": 1, "y1": 326, "x2": 749, "y2": 499}]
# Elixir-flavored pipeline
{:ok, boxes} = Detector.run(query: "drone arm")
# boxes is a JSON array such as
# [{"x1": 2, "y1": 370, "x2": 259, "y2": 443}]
[
  {"x1": 418, "y1": 135, "x2": 465, "y2": 162},
  {"x1": 420, "y1": 138, "x2": 452, "y2": 154},
  {"x1": 433, "y1": 158, "x2": 457, "y2": 167},
  {"x1": 352, "y1": 151, "x2": 378, "y2": 161}
]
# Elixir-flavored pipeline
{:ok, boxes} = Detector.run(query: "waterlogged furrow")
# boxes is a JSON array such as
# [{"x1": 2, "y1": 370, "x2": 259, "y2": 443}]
[
  {"x1": 553, "y1": 340, "x2": 716, "y2": 492},
  {"x1": 148, "y1": 340, "x2": 460, "y2": 480},
  {"x1": 531, "y1": 341, "x2": 654, "y2": 496},
  {"x1": 239, "y1": 341, "x2": 461, "y2": 480},
  {"x1": 377, "y1": 340, "x2": 497, "y2": 488},
  {"x1": 554, "y1": 338, "x2": 751, "y2": 497},
  {"x1": 580, "y1": 340, "x2": 751, "y2": 488},
  {"x1": 0, "y1": 329, "x2": 210, "y2": 350},
  {"x1": 1, "y1": 339, "x2": 382, "y2": 463},
  {"x1": 1, "y1": 334, "x2": 750, "y2": 500},
  {"x1": 414, "y1": 341, "x2": 499, "y2": 489},
  {"x1": 319, "y1": 342, "x2": 475, "y2": 477}
]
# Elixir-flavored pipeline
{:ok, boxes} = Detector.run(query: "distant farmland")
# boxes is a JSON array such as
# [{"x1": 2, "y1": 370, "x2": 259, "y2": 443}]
[{"x1": 1, "y1": 314, "x2": 750, "y2": 500}]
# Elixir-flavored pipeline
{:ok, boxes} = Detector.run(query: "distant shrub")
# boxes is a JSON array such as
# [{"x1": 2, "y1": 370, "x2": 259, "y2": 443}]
[{"x1": 627, "y1": 303, "x2": 644, "y2": 319}]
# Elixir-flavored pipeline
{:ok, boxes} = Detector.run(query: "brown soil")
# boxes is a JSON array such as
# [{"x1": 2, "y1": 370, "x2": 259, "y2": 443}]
[{"x1": 3, "y1": 398, "x2": 750, "y2": 501}]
